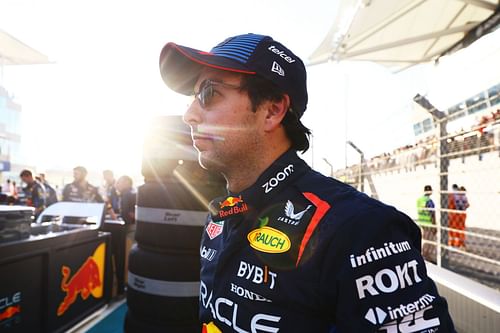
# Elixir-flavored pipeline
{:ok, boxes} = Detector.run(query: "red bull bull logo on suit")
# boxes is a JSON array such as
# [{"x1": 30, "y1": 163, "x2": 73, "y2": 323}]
[
  {"x1": 219, "y1": 195, "x2": 244, "y2": 209},
  {"x1": 218, "y1": 196, "x2": 249, "y2": 218},
  {"x1": 57, "y1": 243, "x2": 106, "y2": 316}
]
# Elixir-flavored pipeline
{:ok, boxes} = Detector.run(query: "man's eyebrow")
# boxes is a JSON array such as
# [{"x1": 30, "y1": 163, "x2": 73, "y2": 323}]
[
  {"x1": 194, "y1": 78, "x2": 226, "y2": 91},
  {"x1": 193, "y1": 80, "x2": 206, "y2": 93},
  {"x1": 205, "y1": 78, "x2": 224, "y2": 84}
]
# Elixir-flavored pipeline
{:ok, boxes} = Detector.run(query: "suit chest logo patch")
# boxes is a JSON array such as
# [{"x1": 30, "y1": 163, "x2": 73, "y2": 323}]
[
  {"x1": 206, "y1": 220, "x2": 224, "y2": 240},
  {"x1": 277, "y1": 200, "x2": 312, "y2": 226},
  {"x1": 247, "y1": 226, "x2": 291, "y2": 253}
]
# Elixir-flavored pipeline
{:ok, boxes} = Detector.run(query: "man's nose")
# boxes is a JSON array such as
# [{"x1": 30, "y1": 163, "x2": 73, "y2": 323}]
[{"x1": 183, "y1": 100, "x2": 201, "y2": 126}]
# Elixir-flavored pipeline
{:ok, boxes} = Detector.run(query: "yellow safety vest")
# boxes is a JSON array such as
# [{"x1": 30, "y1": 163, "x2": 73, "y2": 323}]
[{"x1": 417, "y1": 195, "x2": 433, "y2": 225}]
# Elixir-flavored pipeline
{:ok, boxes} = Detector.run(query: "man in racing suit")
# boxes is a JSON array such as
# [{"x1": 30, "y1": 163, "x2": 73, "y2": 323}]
[
  {"x1": 62, "y1": 166, "x2": 103, "y2": 203},
  {"x1": 20, "y1": 169, "x2": 47, "y2": 219},
  {"x1": 159, "y1": 33, "x2": 456, "y2": 332}
]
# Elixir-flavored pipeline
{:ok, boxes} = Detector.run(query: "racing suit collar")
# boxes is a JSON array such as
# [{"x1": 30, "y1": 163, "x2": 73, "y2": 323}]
[
  {"x1": 234, "y1": 149, "x2": 310, "y2": 208},
  {"x1": 209, "y1": 150, "x2": 310, "y2": 222}
]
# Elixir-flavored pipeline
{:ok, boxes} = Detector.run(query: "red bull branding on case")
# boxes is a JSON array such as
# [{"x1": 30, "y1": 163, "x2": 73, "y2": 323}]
[
  {"x1": 57, "y1": 243, "x2": 106, "y2": 316},
  {"x1": 0, "y1": 291, "x2": 21, "y2": 323}
]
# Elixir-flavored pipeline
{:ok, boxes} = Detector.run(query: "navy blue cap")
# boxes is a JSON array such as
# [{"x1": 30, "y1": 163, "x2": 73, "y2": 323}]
[{"x1": 159, "y1": 33, "x2": 308, "y2": 118}]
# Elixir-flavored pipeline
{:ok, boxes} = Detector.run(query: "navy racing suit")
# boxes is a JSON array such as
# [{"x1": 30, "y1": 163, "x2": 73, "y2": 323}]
[
  {"x1": 62, "y1": 181, "x2": 103, "y2": 203},
  {"x1": 199, "y1": 150, "x2": 455, "y2": 332}
]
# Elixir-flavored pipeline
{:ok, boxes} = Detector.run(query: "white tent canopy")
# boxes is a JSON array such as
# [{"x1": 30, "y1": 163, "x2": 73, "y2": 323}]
[
  {"x1": 0, "y1": 29, "x2": 49, "y2": 65},
  {"x1": 309, "y1": 0, "x2": 500, "y2": 71}
]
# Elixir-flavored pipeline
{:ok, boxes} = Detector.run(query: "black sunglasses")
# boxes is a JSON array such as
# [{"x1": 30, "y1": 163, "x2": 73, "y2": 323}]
[{"x1": 193, "y1": 79, "x2": 242, "y2": 108}]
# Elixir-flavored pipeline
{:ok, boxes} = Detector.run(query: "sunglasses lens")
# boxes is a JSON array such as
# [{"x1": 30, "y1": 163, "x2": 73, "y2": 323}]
[
  {"x1": 195, "y1": 79, "x2": 239, "y2": 109},
  {"x1": 199, "y1": 83, "x2": 213, "y2": 108}
]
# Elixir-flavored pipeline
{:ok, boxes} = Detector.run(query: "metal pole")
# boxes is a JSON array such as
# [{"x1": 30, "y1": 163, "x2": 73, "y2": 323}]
[
  {"x1": 323, "y1": 158, "x2": 334, "y2": 177},
  {"x1": 311, "y1": 134, "x2": 315, "y2": 169},
  {"x1": 413, "y1": 94, "x2": 449, "y2": 268},
  {"x1": 0, "y1": 56, "x2": 4, "y2": 85},
  {"x1": 346, "y1": 141, "x2": 365, "y2": 192}
]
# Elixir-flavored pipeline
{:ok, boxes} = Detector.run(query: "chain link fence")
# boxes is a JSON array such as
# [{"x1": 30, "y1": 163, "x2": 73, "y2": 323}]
[{"x1": 333, "y1": 108, "x2": 500, "y2": 291}]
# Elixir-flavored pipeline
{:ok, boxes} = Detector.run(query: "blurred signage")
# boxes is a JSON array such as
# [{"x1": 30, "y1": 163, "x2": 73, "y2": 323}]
[{"x1": 0, "y1": 161, "x2": 11, "y2": 172}]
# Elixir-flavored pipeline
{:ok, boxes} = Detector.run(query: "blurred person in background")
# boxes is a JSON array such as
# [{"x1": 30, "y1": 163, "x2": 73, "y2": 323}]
[
  {"x1": 456, "y1": 185, "x2": 469, "y2": 249},
  {"x1": 19, "y1": 169, "x2": 46, "y2": 218},
  {"x1": 62, "y1": 166, "x2": 103, "y2": 203},
  {"x1": 115, "y1": 175, "x2": 136, "y2": 225},
  {"x1": 38, "y1": 173, "x2": 58, "y2": 207},
  {"x1": 2, "y1": 179, "x2": 18, "y2": 204},
  {"x1": 11, "y1": 181, "x2": 18, "y2": 200},
  {"x1": 417, "y1": 185, "x2": 436, "y2": 262},
  {"x1": 102, "y1": 169, "x2": 119, "y2": 214},
  {"x1": 4, "y1": 179, "x2": 13, "y2": 195},
  {"x1": 448, "y1": 184, "x2": 462, "y2": 248}
]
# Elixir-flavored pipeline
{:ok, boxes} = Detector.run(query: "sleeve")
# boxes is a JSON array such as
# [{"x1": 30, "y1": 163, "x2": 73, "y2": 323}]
[
  {"x1": 33, "y1": 185, "x2": 46, "y2": 209},
  {"x1": 319, "y1": 206, "x2": 456, "y2": 332},
  {"x1": 121, "y1": 192, "x2": 136, "y2": 224},
  {"x1": 425, "y1": 199, "x2": 434, "y2": 209},
  {"x1": 62, "y1": 185, "x2": 70, "y2": 201},
  {"x1": 93, "y1": 186, "x2": 104, "y2": 203},
  {"x1": 426, "y1": 199, "x2": 436, "y2": 221},
  {"x1": 49, "y1": 186, "x2": 59, "y2": 203}
]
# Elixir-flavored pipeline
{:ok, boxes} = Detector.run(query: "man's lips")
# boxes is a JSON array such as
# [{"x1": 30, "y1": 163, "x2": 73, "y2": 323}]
[
  {"x1": 193, "y1": 133, "x2": 214, "y2": 140},
  {"x1": 192, "y1": 132, "x2": 225, "y2": 141}
]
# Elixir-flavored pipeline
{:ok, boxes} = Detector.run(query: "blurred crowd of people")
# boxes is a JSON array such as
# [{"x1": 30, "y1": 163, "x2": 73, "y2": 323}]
[
  {"x1": 0, "y1": 166, "x2": 136, "y2": 224},
  {"x1": 338, "y1": 109, "x2": 500, "y2": 178}
]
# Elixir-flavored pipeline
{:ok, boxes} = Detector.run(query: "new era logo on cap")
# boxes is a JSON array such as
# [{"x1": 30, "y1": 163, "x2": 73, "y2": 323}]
[{"x1": 271, "y1": 61, "x2": 285, "y2": 76}]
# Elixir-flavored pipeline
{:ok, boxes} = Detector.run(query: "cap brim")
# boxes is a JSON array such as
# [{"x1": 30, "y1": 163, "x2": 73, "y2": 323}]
[{"x1": 159, "y1": 43, "x2": 256, "y2": 95}]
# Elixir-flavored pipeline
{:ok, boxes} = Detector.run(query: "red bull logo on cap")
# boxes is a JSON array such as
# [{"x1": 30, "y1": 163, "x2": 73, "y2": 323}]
[{"x1": 57, "y1": 243, "x2": 106, "y2": 316}]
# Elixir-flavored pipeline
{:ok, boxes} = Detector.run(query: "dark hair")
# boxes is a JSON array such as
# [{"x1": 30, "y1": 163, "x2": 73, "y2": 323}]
[
  {"x1": 240, "y1": 75, "x2": 311, "y2": 152},
  {"x1": 73, "y1": 166, "x2": 88, "y2": 175},
  {"x1": 118, "y1": 175, "x2": 133, "y2": 186},
  {"x1": 20, "y1": 169, "x2": 32, "y2": 177}
]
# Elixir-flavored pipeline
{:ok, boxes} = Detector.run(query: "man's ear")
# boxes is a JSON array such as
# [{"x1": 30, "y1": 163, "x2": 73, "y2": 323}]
[{"x1": 264, "y1": 94, "x2": 290, "y2": 131}]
